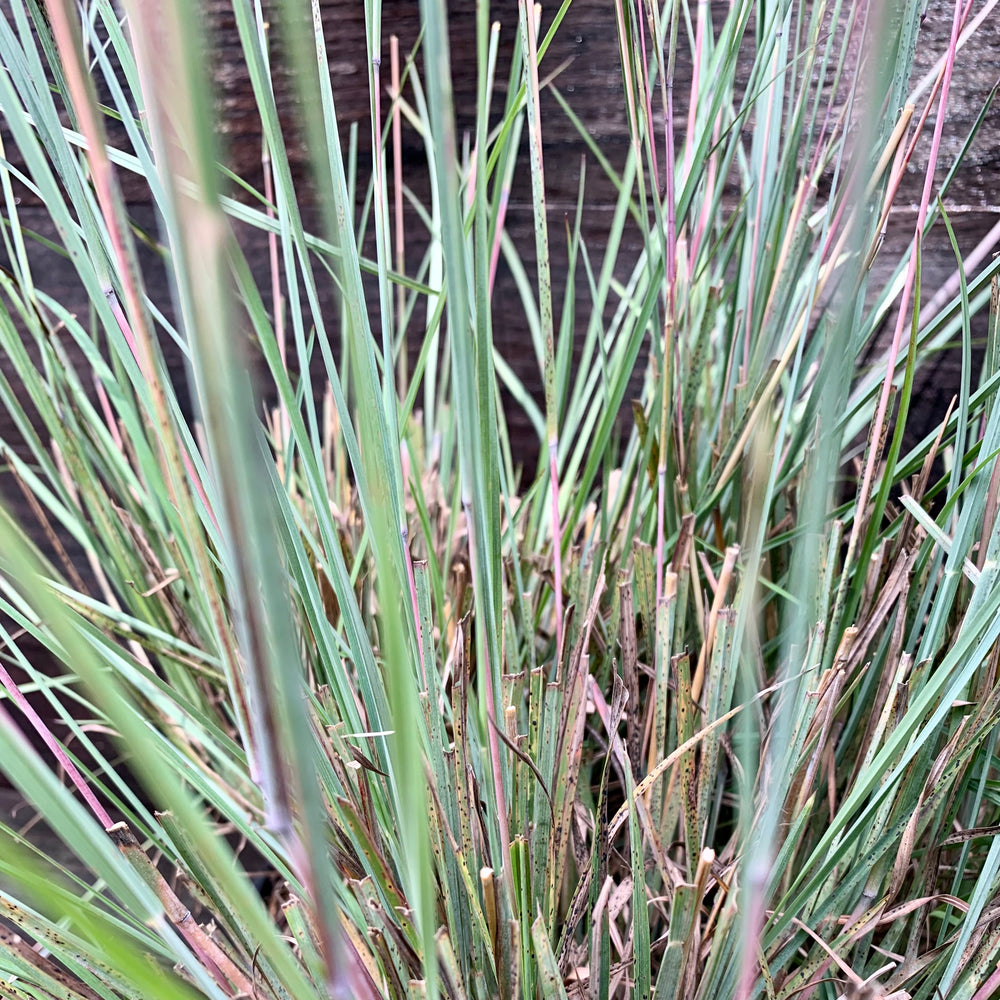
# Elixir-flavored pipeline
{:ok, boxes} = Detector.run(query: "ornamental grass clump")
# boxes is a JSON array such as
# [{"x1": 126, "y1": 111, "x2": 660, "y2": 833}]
[{"x1": 1, "y1": 0, "x2": 999, "y2": 998}]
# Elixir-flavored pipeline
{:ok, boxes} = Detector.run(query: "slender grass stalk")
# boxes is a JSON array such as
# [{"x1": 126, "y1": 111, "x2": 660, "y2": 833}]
[
  {"x1": 518, "y1": 0, "x2": 563, "y2": 664},
  {"x1": 391, "y1": 34, "x2": 407, "y2": 394}
]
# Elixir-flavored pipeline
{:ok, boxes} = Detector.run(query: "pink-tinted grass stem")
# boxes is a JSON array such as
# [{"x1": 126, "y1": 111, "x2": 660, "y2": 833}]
[
  {"x1": 391, "y1": 35, "x2": 407, "y2": 394},
  {"x1": 92, "y1": 373, "x2": 124, "y2": 452},
  {"x1": 972, "y1": 963, "x2": 1000, "y2": 1000},
  {"x1": 0, "y1": 667, "x2": 113, "y2": 829},
  {"x1": 488, "y1": 186, "x2": 509, "y2": 297}
]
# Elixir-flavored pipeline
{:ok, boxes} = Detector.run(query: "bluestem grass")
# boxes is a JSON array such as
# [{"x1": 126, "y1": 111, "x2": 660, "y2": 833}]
[{"x1": 0, "y1": 1, "x2": 998, "y2": 999}]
